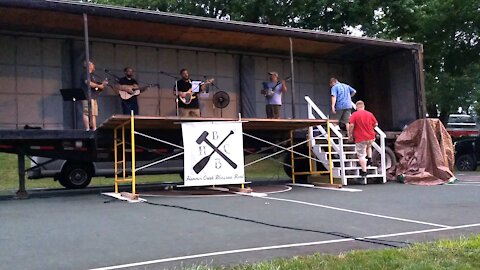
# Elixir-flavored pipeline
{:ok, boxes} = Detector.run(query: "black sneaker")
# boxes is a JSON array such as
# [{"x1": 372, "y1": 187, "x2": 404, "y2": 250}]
[
  {"x1": 360, "y1": 170, "x2": 368, "y2": 177},
  {"x1": 367, "y1": 158, "x2": 372, "y2": 166}
]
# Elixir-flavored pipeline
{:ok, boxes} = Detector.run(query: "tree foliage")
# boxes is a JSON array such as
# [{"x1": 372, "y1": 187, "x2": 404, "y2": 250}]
[{"x1": 94, "y1": 0, "x2": 480, "y2": 120}]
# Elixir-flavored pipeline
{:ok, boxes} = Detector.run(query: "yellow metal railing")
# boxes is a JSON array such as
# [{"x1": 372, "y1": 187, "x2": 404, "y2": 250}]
[
  {"x1": 113, "y1": 112, "x2": 137, "y2": 194},
  {"x1": 130, "y1": 112, "x2": 136, "y2": 194},
  {"x1": 290, "y1": 119, "x2": 334, "y2": 185},
  {"x1": 113, "y1": 112, "x2": 330, "y2": 192}
]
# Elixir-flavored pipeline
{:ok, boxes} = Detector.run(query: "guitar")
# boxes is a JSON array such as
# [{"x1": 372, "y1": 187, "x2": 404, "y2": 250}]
[
  {"x1": 118, "y1": 84, "x2": 158, "y2": 100},
  {"x1": 178, "y1": 78, "x2": 215, "y2": 105},
  {"x1": 89, "y1": 73, "x2": 109, "y2": 92},
  {"x1": 261, "y1": 76, "x2": 292, "y2": 97}
]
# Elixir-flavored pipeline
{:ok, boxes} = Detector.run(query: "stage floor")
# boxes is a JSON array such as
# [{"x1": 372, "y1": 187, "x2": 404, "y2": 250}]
[{"x1": 99, "y1": 115, "x2": 333, "y2": 131}]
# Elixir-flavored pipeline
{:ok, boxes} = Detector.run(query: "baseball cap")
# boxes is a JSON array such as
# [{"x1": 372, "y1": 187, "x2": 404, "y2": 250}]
[{"x1": 268, "y1": 71, "x2": 278, "y2": 76}]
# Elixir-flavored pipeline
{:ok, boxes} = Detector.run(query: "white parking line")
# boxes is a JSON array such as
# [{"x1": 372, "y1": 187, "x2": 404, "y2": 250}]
[
  {"x1": 448, "y1": 184, "x2": 480, "y2": 187},
  {"x1": 263, "y1": 196, "x2": 451, "y2": 228},
  {"x1": 315, "y1": 186, "x2": 363, "y2": 192},
  {"x1": 289, "y1": 183, "x2": 363, "y2": 192},
  {"x1": 88, "y1": 223, "x2": 480, "y2": 270},
  {"x1": 457, "y1": 181, "x2": 480, "y2": 183},
  {"x1": 141, "y1": 186, "x2": 293, "y2": 198},
  {"x1": 234, "y1": 192, "x2": 268, "y2": 197}
]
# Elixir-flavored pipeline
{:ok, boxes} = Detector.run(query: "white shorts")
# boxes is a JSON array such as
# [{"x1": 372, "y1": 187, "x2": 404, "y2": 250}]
[{"x1": 355, "y1": 140, "x2": 374, "y2": 159}]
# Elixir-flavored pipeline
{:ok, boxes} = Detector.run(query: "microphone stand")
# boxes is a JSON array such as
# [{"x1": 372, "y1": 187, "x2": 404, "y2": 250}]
[
  {"x1": 159, "y1": 71, "x2": 180, "y2": 117},
  {"x1": 103, "y1": 69, "x2": 131, "y2": 115},
  {"x1": 210, "y1": 81, "x2": 220, "y2": 91},
  {"x1": 202, "y1": 75, "x2": 221, "y2": 94},
  {"x1": 103, "y1": 69, "x2": 120, "y2": 83}
]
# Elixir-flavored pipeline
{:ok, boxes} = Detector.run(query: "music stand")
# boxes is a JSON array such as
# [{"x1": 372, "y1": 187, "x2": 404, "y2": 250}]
[{"x1": 60, "y1": 88, "x2": 86, "y2": 129}]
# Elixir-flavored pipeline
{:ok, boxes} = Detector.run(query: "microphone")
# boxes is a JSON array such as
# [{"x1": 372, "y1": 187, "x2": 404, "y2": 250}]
[{"x1": 103, "y1": 69, "x2": 120, "y2": 82}]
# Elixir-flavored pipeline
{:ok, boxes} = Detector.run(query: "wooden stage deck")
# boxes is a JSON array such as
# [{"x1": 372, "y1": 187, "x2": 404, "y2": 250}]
[{"x1": 99, "y1": 115, "x2": 334, "y2": 131}]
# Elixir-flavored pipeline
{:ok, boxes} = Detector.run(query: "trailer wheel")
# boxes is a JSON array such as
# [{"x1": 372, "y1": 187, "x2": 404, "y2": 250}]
[
  {"x1": 372, "y1": 146, "x2": 396, "y2": 171},
  {"x1": 59, "y1": 163, "x2": 93, "y2": 189}
]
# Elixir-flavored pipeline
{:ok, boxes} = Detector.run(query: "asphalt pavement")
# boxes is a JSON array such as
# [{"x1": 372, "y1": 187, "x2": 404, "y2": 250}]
[{"x1": 1, "y1": 178, "x2": 479, "y2": 270}]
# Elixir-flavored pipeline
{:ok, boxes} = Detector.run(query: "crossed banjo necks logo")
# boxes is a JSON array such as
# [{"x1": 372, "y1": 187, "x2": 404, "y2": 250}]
[{"x1": 193, "y1": 130, "x2": 237, "y2": 174}]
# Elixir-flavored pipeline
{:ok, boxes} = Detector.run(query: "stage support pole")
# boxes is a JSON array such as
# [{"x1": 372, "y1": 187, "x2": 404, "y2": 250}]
[
  {"x1": 15, "y1": 147, "x2": 28, "y2": 199},
  {"x1": 290, "y1": 130, "x2": 295, "y2": 184},
  {"x1": 114, "y1": 127, "x2": 119, "y2": 193},
  {"x1": 83, "y1": 13, "x2": 92, "y2": 130},
  {"x1": 327, "y1": 118, "x2": 334, "y2": 185},
  {"x1": 130, "y1": 111, "x2": 136, "y2": 194},
  {"x1": 289, "y1": 37, "x2": 296, "y2": 119}
]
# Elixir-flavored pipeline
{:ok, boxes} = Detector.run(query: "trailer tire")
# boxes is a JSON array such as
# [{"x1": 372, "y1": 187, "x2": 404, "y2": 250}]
[
  {"x1": 59, "y1": 163, "x2": 93, "y2": 189},
  {"x1": 372, "y1": 146, "x2": 396, "y2": 171}
]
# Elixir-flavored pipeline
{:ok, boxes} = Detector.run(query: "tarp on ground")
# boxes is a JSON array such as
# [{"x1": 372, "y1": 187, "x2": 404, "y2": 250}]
[{"x1": 393, "y1": 118, "x2": 455, "y2": 185}]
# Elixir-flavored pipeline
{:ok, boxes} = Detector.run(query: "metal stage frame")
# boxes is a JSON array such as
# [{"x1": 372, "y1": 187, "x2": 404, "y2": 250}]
[{"x1": 105, "y1": 114, "x2": 335, "y2": 194}]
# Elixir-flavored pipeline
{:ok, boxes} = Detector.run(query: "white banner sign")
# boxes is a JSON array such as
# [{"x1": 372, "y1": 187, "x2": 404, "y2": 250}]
[{"x1": 182, "y1": 122, "x2": 245, "y2": 186}]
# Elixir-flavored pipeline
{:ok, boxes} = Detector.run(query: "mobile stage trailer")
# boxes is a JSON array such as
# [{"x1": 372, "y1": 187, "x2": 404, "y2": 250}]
[{"x1": 0, "y1": 0, "x2": 425, "y2": 196}]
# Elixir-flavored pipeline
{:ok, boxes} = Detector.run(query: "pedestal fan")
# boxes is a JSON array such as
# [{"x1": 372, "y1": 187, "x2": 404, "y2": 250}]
[{"x1": 212, "y1": 91, "x2": 230, "y2": 117}]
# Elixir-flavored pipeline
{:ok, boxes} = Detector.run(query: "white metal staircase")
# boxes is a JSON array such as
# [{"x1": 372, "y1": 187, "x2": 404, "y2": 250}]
[{"x1": 305, "y1": 96, "x2": 387, "y2": 185}]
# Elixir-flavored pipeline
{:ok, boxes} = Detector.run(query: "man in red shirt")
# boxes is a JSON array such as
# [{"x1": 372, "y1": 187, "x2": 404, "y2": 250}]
[{"x1": 348, "y1": 101, "x2": 378, "y2": 177}]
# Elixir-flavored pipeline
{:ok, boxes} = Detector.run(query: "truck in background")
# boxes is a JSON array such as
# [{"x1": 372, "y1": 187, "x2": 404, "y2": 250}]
[{"x1": 446, "y1": 114, "x2": 479, "y2": 139}]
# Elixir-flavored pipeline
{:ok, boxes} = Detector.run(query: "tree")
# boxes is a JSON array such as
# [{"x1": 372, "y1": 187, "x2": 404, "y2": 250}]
[
  {"x1": 359, "y1": 0, "x2": 479, "y2": 121},
  {"x1": 415, "y1": 0, "x2": 478, "y2": 121},
  {"x1": 94, "y1": 0, "x2": 480, "y2": 121}
]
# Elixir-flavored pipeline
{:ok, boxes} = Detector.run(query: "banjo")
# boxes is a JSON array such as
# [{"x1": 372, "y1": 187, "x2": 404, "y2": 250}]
[{"x1": 261, "y1": 76, "x2": 291, "y2": 97}]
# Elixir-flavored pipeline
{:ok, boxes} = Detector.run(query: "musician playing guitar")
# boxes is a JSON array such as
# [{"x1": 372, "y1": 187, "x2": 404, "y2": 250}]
[
  {"x1": 82, "y1": 60, "x2": 108, "y2": 131},
  {"x1": 118, "y1": 67, "x2": 140, "y2": 115},
  {"x1": 175, "y1": 68, "x2": 207, "y2": 117}
]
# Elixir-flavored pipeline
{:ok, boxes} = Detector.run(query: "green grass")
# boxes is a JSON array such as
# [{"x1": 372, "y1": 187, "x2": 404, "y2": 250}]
[
  {"x1": 188, "y1": 235, "x2": 480, "y2": 270},
  {"x1": 0, "y1": 153, "x2": 181, "y2": 191},
  {"x1": 0, "y1": 153, "x2": 288, "y2": 191}
]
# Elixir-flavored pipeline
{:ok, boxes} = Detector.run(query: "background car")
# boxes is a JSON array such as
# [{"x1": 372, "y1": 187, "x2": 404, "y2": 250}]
[
  {"x1": 454, "y1": 136, "x2": 480, "y2": 171},
  {"x1": 447, "y1": 114, "x2": 479, "y2": 139}
]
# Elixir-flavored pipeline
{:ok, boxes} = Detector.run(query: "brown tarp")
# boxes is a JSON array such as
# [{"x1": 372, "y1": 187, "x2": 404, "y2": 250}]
[{"x1": 392, "y1": 119, "x2": 455, "y2": 185}]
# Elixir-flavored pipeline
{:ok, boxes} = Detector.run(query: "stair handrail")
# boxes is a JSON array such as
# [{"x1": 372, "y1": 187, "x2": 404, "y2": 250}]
[
  {"x1": 305, "y1": 96, "x2": 328, "y2": 119},
  {"x1": 305, "y1": 96, "x2": 386, "y2": 184},
  {"x1": 304, "y1": 96, "x2": 343, "y2": 138},
  {"x1": 305, "y1": 95, "x2": 347, "y2": 185},
  {"x1": 374, "y1": 126, "x2": 387, "y2": 183}
]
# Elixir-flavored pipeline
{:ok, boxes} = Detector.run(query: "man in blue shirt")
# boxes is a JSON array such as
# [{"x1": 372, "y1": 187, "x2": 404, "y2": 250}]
[
  {"x1": 262, "y1": 71, "x2": 287, "y2": 119},
  {"x1": 330, "y1": 77, "x2": 356, "y2": 131}
]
